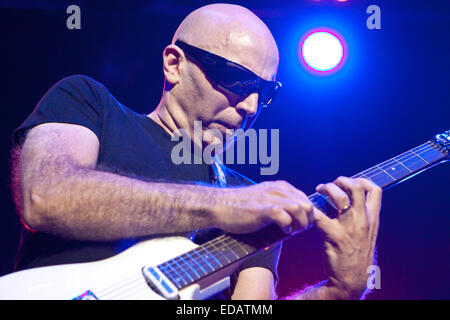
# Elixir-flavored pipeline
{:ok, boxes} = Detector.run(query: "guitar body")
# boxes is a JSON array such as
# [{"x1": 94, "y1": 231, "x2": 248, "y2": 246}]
[{"x1": 0, "y1": 236, "x2": 231, "y2": 300}]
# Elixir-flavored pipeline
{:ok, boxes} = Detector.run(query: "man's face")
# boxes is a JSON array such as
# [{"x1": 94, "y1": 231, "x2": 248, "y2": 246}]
[{"x1": 178, "y1": 33, "x2": 279, "y2": 148}]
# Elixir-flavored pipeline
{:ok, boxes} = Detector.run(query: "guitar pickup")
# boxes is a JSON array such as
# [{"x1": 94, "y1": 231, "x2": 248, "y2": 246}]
[{"x1": 142, "y1": 266, "x2": 179, "y2": 300}]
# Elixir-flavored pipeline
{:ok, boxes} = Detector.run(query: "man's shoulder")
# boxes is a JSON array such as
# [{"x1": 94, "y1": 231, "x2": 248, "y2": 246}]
[
  {"x1": 54, "y1": 74, "x2": 139, "y2": 116},
  {"x1": 51, "y1": 74, "x2": 112, "y2": 99},
  {"x1": 55, "y1": 74, "x2": 106, "y2": 89}
]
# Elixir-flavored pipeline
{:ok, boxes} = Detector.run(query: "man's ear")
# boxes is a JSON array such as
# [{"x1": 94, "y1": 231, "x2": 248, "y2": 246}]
[{"x1": 162, "y1": 44, "x2": 184, "y2": 86}]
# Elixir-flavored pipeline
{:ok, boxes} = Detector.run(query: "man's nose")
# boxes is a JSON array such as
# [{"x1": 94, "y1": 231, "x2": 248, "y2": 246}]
[{"x1": 235, "y1": 92, "x2": 259, "y2": 117}]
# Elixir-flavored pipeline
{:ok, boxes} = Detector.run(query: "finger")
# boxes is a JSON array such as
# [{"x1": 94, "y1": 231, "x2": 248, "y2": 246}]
[
  {"x1": 282, "y1": 199, "x2": 314, "y2": 230},
  {"x1": 266, "y1": 206, "x2": 294, "y2": 234},
  {"x1": 270, "y1": 181, "x2": 314, "y2": 228},
  {"x1": 311, "y1": 207, "x2": 342, "y2": 243},
  {"x1": 354, "y1": 178, "x2": 382, "y2": 227},
  {"x1": 273, "y1": 180, "x2": 309, "y2": 202},
  {"x1": 316, "y1": 182, "x2": 351, "y2": 214},
  {"x1": 333, "y1": 176, "x2": 366, "y2": 212}
]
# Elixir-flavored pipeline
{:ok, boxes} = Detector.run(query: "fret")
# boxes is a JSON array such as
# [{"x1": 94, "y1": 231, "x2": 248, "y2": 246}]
[
  {"x1": 378, "y1": 161, "x2": 411, "y2": 180},
  {"x1": 171, "y1": 257, "x2": 195, "y2": 282},
  {"x1": 184, "y1": 251, "x2": 209, "y2": 275},
  {"x1": 183, "y1": 253, "x2": 208, "y2": 277},
  {"x1": 192, "y1": 247, "x2": 220, "y2": 271},
  {"x1": 400, "y1": 151, "x2": 428, "y2": 171},
  {"x1": 376, "y1": 165, "x2": 396, "y2": 181},
  {"x1": 417, "y1": 143, "x2": 445, "y2": 163},
  {"x1": 411, "y1": 149, "x2": 429, "y2": 164},
  {"x1": 393, "y1": 158, "x2": 412, "y2": 172},
  {"x1": 221, "y1": 238, "x2": 241, "y2": 260},
  {"x1": 359, "y1": 169, "x2": 393, "y2": 188},
  {"x1": 226, "y1": 236, "x2": 257, "y2": 259},
  {"x1": 227, "y1": 238, "x2": 250, "y2": 257},
  {"x1": 207, "y1": 239, "x2": 236, "y2": 264},
  {"x1": 176, "y1": 255, "x2": 202, "y2": 279},
  {"x1": 204, "y1": 240, "x2": 232, "y2": 266},
  {"x1": 159, "y1": 262, "x2": 186, "y2": 288},
  {"x1": 359, "y1": 173, "x2": 375, "y2": 182},
  {"x1": 196, "y1": 246, "x2": 223, "y2": 269},
  {"x1": 231, "y1": 234, "x2": 264, "y2": 253}
]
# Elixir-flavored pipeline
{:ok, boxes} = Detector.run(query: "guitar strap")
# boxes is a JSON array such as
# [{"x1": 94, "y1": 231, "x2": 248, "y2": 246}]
[
  {"x1": 189, "y1": 155, "x2": 227, "y2": 242},
  {"x1": 211, "y1": 155, "x2": 227, "y2": 187}
]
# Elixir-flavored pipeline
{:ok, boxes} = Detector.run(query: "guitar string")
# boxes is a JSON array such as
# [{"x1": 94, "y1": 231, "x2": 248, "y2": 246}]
[
  {"x1": 165, "y1": 235, "x2": 230, "y2": 274},
  {"x1": 309, "y1": 143, "x2": 440, "y2": 203},
  {"x1": 151, "y1": 142, "x2": 445, "y2": 283},
  {"x1": 308, "y1": 142, "x2": 443, "y2": 212},
  {"x1": 145, "y1": 143, "x2": 443, "y2": 287},
  {"x1": 98, "y1": 235, "x2": 249, "y2": 299},
  {"x1": 94, "y1": 142, "x2": 445, "y2": 299},
  {"x1": 104, "y1": 278, "x2": 150, "y2": 300},
  {"x1": 105, "y1": 275, "x2": 152, "y2": 300},
  {"x1": 100, "y1": 148, "x2": 438, "y2": 300},
  {"x1": 97, "y1": 237, "x2": 230, "y2": 298},
  {"x1": 350, "y1": 142, "x2": 439, "y2": 181},
  {"x1": 98, "y1": 274, "x2": 144, "y2": 299},
  {"x1": 98, "y1": 235, "x2": 251, "y2": 300},
  {"x1": 161, "y1": 235, "x2": 243, "y2": 281},
  {"x1": 98, "y1": 236, "x2": 237, "y2": 299}
]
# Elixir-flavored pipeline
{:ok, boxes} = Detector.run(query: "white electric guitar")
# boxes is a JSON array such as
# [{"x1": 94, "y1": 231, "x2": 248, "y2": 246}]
[{"x1": 0, "y1": 131, "x2": 448, "y2": 300}]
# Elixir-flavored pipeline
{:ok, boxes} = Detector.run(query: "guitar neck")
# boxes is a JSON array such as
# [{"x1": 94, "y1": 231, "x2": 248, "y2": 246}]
[{"x1": 155, "y1": 133, "x2": 449, "y2": 291}]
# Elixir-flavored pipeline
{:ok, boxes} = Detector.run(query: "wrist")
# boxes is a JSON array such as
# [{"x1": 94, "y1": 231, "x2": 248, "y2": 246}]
[
  {"x1": 324, "y1": 278, "x2": 365, "y2": 300},
  {"x1": 294, "y1": 279, "x2": 364, "y2": 300}
]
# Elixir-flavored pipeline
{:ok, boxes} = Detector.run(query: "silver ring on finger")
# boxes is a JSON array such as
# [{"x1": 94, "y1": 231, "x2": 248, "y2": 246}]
[{"x1": 339, "y1": 202, "x2": 351, "y2": 214}]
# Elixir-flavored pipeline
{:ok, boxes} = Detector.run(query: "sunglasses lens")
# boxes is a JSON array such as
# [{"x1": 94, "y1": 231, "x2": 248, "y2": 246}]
[
  {"x1": 219, "y1": 63, "x2": 256, "y2": 94},
  {"x1": 259, "y1": 82, "x2": 281, "y2": 106},
  {"x1": 177, "y1": 41, "x2": 282, "y2": 107}
]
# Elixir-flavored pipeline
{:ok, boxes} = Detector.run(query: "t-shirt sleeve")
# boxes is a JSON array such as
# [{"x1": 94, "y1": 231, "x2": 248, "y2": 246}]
[
  {"x1": 12, "y1": 74, "x2": 110, "y2": 146},
  {"x1": 238, "y1": 242, "x2": 282, "y2": 285}
]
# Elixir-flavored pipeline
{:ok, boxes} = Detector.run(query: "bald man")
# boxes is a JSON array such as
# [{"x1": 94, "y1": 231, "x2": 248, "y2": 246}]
[{"x1": 11, "y1": 4, "x2": 381, "y2": 300}]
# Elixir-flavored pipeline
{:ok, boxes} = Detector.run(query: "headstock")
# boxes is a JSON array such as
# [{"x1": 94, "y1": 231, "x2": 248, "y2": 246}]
[{"x1": 432, "y1": 130, "x2": 450, "y2": 160}]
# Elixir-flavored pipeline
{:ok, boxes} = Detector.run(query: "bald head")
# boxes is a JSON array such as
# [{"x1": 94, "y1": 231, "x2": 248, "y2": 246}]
[
  {"x1": 172, "y1": 3, "x2": 279, "y2": 80},
  {"x1": 149, "y1": 4, "x2": 280, "y2": 145}
]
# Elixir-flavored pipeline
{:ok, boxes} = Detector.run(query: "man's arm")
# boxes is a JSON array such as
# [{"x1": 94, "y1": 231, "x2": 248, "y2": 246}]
[
  {"x1": 20, "y1": 122, "x2": 318, "y2": 241},
  {"x1": 20, "y1": 122, "x2": 222, "y2": 240},
  {"x1": 232, "y1": 268, "x2": 275, "y2": 300}
]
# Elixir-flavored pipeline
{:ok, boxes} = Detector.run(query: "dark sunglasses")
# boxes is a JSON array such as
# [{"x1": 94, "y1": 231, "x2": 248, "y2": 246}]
[{"x1": 175, "y1": 40, "x2": 282, "y2": 108}]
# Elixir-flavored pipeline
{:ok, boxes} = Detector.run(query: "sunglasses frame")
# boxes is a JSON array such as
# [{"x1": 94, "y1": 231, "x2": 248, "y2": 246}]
[{"x1": 175, "y1": 40, "x2": 282, "y2": 107}]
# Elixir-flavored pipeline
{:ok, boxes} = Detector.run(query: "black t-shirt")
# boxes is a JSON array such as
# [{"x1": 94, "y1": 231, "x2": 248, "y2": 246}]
[{"x1": 12, "y1": 74, "x2": 281, "y2": 299}]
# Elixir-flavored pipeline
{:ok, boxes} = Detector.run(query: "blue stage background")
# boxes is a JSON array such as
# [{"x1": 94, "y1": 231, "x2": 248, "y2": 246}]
[{"x1": 0, "y1": 0, "x2": 448, "y2": 299}]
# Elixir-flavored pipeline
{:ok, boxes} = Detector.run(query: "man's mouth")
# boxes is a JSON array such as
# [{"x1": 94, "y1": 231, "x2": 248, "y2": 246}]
[{"x1": 215, "y1": 120, "x2": 238, "y2": 131}]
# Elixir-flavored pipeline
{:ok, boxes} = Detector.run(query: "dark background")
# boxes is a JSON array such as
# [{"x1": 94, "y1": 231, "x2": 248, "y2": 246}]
[{"x1": 0, "y1": 0, "x2": 448, "y2": 299}]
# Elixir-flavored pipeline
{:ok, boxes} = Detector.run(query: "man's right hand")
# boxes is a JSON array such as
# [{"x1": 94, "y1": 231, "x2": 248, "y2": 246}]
[{"x1": 214, "y1": 180, "x2": 315, "y2": 234}]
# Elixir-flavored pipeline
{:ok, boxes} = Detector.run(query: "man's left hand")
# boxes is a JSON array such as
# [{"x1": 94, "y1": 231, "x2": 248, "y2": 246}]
[{"x1": 313, "y1": 176, "x2": 382, "y2": 299}]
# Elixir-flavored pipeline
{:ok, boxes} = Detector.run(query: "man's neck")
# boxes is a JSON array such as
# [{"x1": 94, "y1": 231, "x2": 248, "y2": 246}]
[{"x1": 147, "y1": 97, "x2": 180, "y2": 137}]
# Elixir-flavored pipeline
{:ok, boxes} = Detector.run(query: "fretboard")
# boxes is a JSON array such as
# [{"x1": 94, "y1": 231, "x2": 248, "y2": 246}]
[{"x1": 156, "y1": 135, "x2": 449, "y2": 290}]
